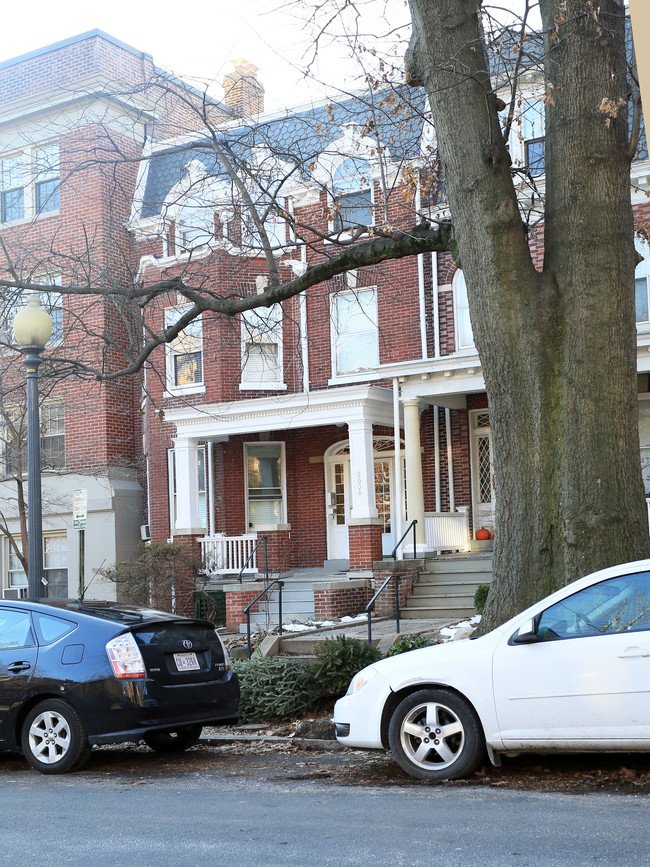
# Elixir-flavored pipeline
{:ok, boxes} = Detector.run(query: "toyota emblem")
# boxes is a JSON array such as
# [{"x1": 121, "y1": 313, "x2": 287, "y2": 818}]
[{"x1": 182, "y1": 639, "x2": 193, "y2": 649}]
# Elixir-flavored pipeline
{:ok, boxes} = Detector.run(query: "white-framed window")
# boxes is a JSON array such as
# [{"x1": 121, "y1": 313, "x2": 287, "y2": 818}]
[
  {"x1": 636, "y1": 238, "x2": 650, "y2": 325},
  {"x1": 168, "y1": 446, "x2": 208, "y2": 531},
  {"x1": 332, "y1": 287, "x2": 379, "y2": 375},
  {"x1": 332, "y1": 157, "x2": 373, "y2": 232},
  {"x1": 164, "y1": 306, "x2": 204, "y2": 393},
  {"x1": 41, "y1": 401, "x2": 65, "y2": 469},
  {"x1": 453, "y1": 269, "x2": 474, "y2": 351},
  {"x1": 0, "y1": 143, "x2": 60, "y2": 224},
  {"x1": 34, "y1": 145, "x2": 60, "y2": 215},
  {"x1": 176, "y1": 196, "x2": 214, "y2": 252},
  {"x1": 245, "y1": 442, "x2": 286, "y2": 528},
  {"x1": 1, "y1": 154, "x2": 24, "y2": 222},
  {"x1": 8, "y1": 545, "x2": 26, "y2": 587},
  {"x1": 240, "y1": 305, "x2": 284, "y2": 389},
  {"x1": 43, "y1": 534, "x2": 68, "y2": 598},
  {"x1": 3, "y1": 399, "x2": 65, "y2": 475},
  {"x1": 5, "y1": 533, "x2": 67, "y2": 596}
]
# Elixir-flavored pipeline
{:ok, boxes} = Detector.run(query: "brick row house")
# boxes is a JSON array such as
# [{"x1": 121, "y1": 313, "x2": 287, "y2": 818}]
[
  {"x1": 2, "y1": 29, "x2": 650, "y2": 629},
  {"x1": 0, "y1": 31, "x2": 230, "y2": 600}
]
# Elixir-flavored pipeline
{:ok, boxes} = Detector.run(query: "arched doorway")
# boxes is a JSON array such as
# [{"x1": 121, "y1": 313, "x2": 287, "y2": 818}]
[{"x1": 324, "y1": 437, "x2": 404, "y2": 561}]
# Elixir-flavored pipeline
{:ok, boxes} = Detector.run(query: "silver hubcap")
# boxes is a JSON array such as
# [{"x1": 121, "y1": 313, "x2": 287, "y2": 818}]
[
  {"x1": 28, "y1": 710, "x2": 72, "y2": 765},
  {"x1": 399, "y1": 701, "x2": 465, "y2": 770}
]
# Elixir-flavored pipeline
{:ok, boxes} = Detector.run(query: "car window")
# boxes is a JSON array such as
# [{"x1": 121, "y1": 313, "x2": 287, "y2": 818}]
[
  {"x1": 34, "y1": 612, "x2": 77, "y2": 644},
  {"x1": 537, "y1": 571, "x2": 650, "y2": 640},
  {"x1": 0, "y1": 609, "x2": 35, "y2": 649}
]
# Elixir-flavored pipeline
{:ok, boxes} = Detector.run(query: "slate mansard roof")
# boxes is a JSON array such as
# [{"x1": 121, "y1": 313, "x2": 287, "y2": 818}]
[{"x1": 138, "y1": 87, "x2": 430, "y2": 220}]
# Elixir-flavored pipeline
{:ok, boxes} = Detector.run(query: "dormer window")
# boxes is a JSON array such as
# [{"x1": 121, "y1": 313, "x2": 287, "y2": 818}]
[
  {"x1": 176, "y1": 196, "x2": 214, "y2": 252},
  {"x1": 242, "y1": 202, "x2": 287, "y2": 252},
  {"x1": 333, "y1": 157, "x2": 373, "y2": 231}
]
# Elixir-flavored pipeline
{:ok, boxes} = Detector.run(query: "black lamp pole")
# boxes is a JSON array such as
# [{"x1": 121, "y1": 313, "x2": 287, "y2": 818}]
[
  {"x1": 24, "y1": 346, "x2": 46, "y2": 598},
  {"x1": 13, "y1": 294, "x2": 52, "y2": 600}
]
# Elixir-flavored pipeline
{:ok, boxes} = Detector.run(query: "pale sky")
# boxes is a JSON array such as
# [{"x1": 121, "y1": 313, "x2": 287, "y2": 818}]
[{"x1": 3, "y1": 0, "x2": 412, "y2": 112}]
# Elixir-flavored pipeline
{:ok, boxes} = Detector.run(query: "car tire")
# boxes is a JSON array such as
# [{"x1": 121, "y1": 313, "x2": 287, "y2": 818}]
[
  {"x1": 21, "y1": 699, "x2": 91, "y2": 775},
  {"x1": 143, "y1": 724, "x2": 203, "y2": 753},
  {"x1": 388, "y1": 688, "x2": 485, "y2": 781}
]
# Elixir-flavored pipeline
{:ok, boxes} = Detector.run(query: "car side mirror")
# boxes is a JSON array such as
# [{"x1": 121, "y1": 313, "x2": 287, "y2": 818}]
[{"x1": 511, "y1": 618, "x2": 539, "y2": 644}]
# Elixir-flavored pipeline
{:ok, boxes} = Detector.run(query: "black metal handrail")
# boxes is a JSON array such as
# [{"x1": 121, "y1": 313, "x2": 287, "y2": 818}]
[
  {"x1": 390, "y1": 518, "x2": 418, "y2": 560},
  {"x1": 244, "y1": 579, "x2": 284, "y2": 658},
  {"x1": 237, "y1": 535, "x2": 269, "y2": 583},
  {"x1": 365, "y1": 573, "x2": 401, "y2": 646}
]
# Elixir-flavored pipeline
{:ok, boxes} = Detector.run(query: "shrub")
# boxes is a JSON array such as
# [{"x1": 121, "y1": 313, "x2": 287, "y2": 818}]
[
  {"x1": 387, "y1": 634, "x2": 434, "y2": 656},
  {"x1": 311, "y1": 635, "x2": 383, "y2": 698},
  {"x1": 231, "y1": 657, "x2": 320, "y2": 723},
  {"x1": 474, "y1": 583, "x2": 490, "y2": 615}
]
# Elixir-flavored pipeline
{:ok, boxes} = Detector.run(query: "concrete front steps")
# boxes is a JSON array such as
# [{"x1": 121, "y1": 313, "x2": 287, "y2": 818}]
[
  {"x1": 401, "y1": 554, "x2": 493, "y2": 620},
  {"x1": 242, "y1": 578, "x2": 317, "y2": 633}
]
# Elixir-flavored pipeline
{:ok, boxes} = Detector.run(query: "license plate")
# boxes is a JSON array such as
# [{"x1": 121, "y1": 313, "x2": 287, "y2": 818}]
[{"x1": 173, "y1": 652, "x2": 200, "y2": 672}]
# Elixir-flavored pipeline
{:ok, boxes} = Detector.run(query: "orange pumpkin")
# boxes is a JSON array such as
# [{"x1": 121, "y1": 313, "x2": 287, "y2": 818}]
[{"x1": 475, "y1": 528, "x2": 491, "y2": 540}]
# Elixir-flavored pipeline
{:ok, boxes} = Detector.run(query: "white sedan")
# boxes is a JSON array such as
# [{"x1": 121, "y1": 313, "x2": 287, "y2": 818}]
[{"x1": 333, "y1": 559, "x2": 650, "y2": 780}]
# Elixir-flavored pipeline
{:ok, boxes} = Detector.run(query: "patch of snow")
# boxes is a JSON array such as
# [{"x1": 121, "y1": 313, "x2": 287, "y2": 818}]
[
  {"x1": 439, "y1": 615, "x2": 481, "y2": 642},
  {"x1": 282, "y1": 624, "x2": 318, "y2": 633},
  {"x1": 340, "y1": 613, "x2": 368, "y2": 622}
]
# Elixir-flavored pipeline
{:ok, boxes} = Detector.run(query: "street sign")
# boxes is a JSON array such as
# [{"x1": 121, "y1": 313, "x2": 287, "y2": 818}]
[{"x1": 73, "y1": 489, "x2": 87, "y2": 530}]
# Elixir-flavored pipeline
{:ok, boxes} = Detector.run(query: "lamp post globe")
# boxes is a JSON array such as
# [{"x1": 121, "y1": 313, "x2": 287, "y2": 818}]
[{"x1": 13, "y1": 293, "x2": 53, "y2": 599}]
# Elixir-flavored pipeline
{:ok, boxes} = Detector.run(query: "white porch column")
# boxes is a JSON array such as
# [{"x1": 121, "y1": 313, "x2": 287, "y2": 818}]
[
  {"x1": 347, "y1": 419, "x2": 379, "y2": 521},
  {"x1": 403, "y1": 398, "x2": 426, "y2": 546},
  {"x1": 172, "y1": 437, "x2": 203, "y2": 535}
]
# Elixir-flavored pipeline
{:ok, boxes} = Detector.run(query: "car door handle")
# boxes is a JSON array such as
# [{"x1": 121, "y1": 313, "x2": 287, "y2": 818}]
[
  {"x1": 7, "y1": 661, "x2": 31, "y2": 673},
  {"x1": 617, "y1": 647, "x2": 650, "y2": 658}
]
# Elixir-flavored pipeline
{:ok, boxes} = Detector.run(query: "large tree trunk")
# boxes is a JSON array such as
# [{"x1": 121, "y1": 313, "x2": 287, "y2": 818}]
[{"x1": 407, "y1": 0, "x2": 650, "y2": 629}]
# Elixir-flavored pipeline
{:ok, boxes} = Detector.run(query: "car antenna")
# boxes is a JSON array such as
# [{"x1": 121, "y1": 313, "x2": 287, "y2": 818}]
[{"x1": 76, "y1": 560, "x2": 104, "y2": 602}]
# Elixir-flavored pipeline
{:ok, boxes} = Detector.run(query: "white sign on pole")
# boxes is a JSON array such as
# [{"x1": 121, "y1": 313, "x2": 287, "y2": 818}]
[{"x1": 73, "y1": 489, "x2": 87, "y2": 530}]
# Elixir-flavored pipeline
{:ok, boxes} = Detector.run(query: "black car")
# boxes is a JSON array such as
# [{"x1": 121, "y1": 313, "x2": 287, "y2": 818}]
[{"x1": 0, "y1": 599, "x2": 239, "y2": 774}]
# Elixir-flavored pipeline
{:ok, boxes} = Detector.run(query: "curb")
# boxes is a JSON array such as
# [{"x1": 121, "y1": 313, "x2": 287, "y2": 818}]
[{"x1": 200, "y1": 734, "x2": 344, "y2": 750}]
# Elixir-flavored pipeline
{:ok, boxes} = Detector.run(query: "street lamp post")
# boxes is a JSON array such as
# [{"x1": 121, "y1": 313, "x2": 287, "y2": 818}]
[{"x1": 13, "y1": 294, "x2": 53, "y2": 599}]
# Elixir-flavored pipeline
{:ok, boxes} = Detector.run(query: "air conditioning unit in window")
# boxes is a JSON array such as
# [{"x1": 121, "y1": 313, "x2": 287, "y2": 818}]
[
  {"x1": 3, "y1": 587, "x2": 27, "y2": 600},
  {"x1": 140, "y1": 524, "x2": 151, "y2": 542}
]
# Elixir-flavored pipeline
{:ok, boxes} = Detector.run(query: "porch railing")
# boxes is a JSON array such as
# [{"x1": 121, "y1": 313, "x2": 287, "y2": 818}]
[
  {"x1": 423, "y1": 507, "x2": 470, "y2": 552},
  {"x1": 200, "y1": 533, "x2": 259, "y2": 576}
]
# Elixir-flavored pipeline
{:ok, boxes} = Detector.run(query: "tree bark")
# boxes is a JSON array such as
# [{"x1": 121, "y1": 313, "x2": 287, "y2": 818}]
[{"x1": 407, "y1": 0, "x2": 650, "y2": 628}]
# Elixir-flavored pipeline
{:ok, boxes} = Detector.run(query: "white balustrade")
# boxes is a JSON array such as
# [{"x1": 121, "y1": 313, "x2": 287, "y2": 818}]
[
  {"x1": 423, "y1": 507, "x2": 471, "y2": 552},
  {"x1": 200, "y1": 533, "x2": 259, "y2": 575}
]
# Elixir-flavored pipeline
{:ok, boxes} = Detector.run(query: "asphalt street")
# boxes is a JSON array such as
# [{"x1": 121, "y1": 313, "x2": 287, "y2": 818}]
[{"x1": 0, "y1": 743, "x2": 648, "y2": 866}]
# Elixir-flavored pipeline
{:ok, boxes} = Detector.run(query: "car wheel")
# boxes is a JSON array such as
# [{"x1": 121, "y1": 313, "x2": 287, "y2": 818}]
[
  {"x1": 143, "y1": 724, "x2": 203, "y2": 753},
  {"x1": 21, "y1": 699, "x2": 91, "y2": 775},
  {"x1": 388, "y1": 688, "x2": 485, "y2": 781}
]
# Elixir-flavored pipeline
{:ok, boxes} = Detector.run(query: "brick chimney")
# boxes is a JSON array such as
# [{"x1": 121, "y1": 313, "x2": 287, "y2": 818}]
[{"x1": 223, "y1": 59, "x2": 264, "y2": 117}]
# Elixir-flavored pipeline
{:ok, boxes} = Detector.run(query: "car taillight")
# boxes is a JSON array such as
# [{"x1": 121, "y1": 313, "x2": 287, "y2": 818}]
[{"x1": 106, "y1": 633, "x2": 146, "y2": 679}]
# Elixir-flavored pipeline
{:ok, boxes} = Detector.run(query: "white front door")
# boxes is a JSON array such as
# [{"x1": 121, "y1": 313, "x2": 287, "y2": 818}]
[
  {"x1": 375, "y1": 457, "x2": 395, "y2": 557},
  {"x1": 326, "y1": 458, "x2": 350, "y2": 560},
  {"x1": 470, "y1": 410, "x2": 495, "y2": 533}
]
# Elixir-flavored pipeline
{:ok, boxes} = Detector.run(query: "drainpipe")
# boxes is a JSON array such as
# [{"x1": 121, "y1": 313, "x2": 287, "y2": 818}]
[
  {"x1": 432, "y1": 252, "x2": 440, "y2": 359},
  {"x1": 299, "y1": 243, "x2": 310, "y2": 392},
  {"x1": 207, "y1": 440, "x2": 215, "y2": 537},
  {"x1": 446, "y1": 407, "x2": 455, "y2": 512}
]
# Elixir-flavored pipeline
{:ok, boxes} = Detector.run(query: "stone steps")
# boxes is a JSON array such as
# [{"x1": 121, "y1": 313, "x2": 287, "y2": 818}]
[{"x1": 401, "y1": 555, "x2": 492, "y2": 620}]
